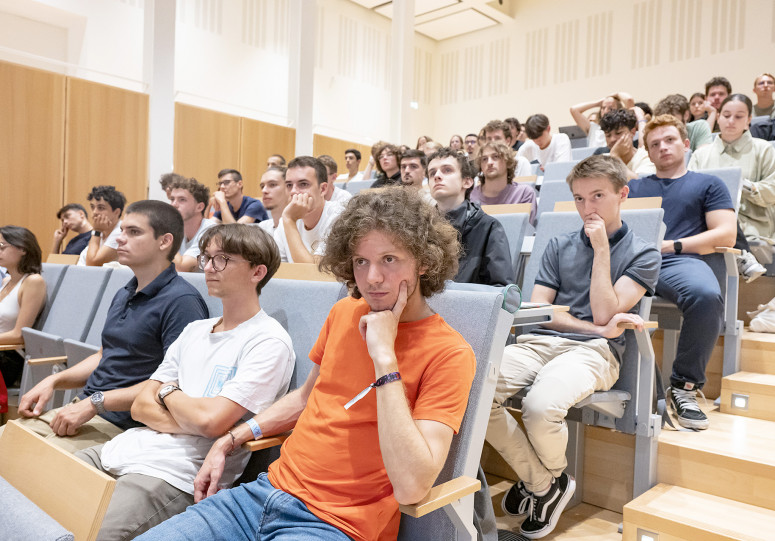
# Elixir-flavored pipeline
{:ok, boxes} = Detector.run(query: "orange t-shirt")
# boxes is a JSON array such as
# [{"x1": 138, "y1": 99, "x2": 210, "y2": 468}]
[{"x1": 268, "y1": 296, "x2": 476, "y2": 541}]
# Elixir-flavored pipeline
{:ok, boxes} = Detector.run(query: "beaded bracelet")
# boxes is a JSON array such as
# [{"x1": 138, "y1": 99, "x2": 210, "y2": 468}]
[{"x1": 344, "y1": 371, "x2": 402, "y2": 410}]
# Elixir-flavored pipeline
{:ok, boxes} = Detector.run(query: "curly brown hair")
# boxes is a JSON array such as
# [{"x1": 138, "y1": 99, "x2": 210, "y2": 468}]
[{"x1": 319, "y1": 187, "x2": 460, "y2": 298}]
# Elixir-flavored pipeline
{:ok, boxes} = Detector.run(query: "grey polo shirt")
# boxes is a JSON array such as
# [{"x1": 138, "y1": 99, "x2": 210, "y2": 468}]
[{"x1": 531, "y1": 222, "x2": 661, "y2": 362}]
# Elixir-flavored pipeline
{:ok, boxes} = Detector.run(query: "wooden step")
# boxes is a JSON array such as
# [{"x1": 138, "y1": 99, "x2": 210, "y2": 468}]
[
  {"x1": 720, "y1": 371, "x2": 775, "y2": 421},
  {"x1": 741, "y1": 329, "x2": 775, "y2": 375},
  {"x1": 658, "y1": 408, "x2": 775, "y2": 511},
  {"x1": 623, "y1": 484, "x2": 775, "y2": 541}
]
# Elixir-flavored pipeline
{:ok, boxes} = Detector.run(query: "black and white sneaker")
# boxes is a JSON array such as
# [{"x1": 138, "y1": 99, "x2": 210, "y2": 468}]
[
  {"x1": 519, "y1": 473, "x2": 576, "y2": 539},
  {"x1": 501, "y1": 480, "x2": 532, "y2": 517},
  {"x1": 668, "y1": 385, "x2": 709, "y2": 430}
]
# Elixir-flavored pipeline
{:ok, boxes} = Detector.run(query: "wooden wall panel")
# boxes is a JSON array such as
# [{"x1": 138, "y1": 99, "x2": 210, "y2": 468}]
[
  {"x1": 65, "y1": 78, "x2": 149, "y2": 213},
  {"x1": 313, "y1": 134, "x2": 372, "y2": 177},
  {"x1": 239, "y1": 118, "x2": 295, "y2": 197},
  {"x1": 0, "y1": 61, "x2": 65, "y2": 256},
  {"x1": 174, "y1": 103, "x2": 240, "y2": 191}
]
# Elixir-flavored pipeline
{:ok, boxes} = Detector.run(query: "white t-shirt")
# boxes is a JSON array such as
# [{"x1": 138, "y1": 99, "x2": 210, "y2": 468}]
[
  {"x1": 587, "y1": 122, "x2": 607, "y2": 147},
  {"x1": 77, "y1": 221, "x2": 121, "y2": 265},
  {"x1": 179, "y1": 218, "x2": 216, "y2": 260},
  {"x1": 514, "y1": 156, "x2": 534, "y2": 178},
  {"x1": 337, "y1": 172, "x2": 363, "y2": 182},
  {"x1": 257, "y1": 219, "x2": 276, "y2": 236},
  {"x1": 99, "y1": 310, "x2": 295, "y2": 494},
  {"x1": 330, "y1": 186, "x2": 353, "y2": 205},
  {"x1": 518, "y1": 133, "x2": 572, "y2": 166},
  {"x1": 274, "y1": 201, "x2": 344, "y2": 263},
  {"x1": 625, "y1": 147, "x2": 656, "y2": 176}
]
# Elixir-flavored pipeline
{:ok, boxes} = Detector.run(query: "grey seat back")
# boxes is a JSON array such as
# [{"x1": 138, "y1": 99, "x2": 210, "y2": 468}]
[
  {"x1": 490, "y1": 212, "x2": 530, "y2": 282},
  {"x1": 179, "y1": 271, "x2": 222, "y2": 319},
  {"x1": 259, "y1": 278, "x2": 347, "y2": 390},
  {"x1": 36, "y1": 264, "x2": 69, "y2": 329},
  {"x1": 82, "y1": 267, "x2": 134, "y2": 347},
  {"x1": 535, "y1": 179, "x2": 572, "y2": 223},
  {"x1": 343, "y1": 180, "x2": 374, "y2": 194},
  {"x1": 398, "y1": 288, "x2": 513, "y2": 540},
  {"x1": 698, "y1": 167, "x2": 742, "y2": 213},
  {"x1": 542, "y1": 160, "x2": 578, "y2": 181},
  {"x1": 571, "y1": 146, "x2": 596, "y2": 161}
]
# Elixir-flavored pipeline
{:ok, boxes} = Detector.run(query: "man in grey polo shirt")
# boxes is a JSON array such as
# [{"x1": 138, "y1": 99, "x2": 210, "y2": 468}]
[{"x1": 486, "y1": 155, "x2": 661, "y2": 539}]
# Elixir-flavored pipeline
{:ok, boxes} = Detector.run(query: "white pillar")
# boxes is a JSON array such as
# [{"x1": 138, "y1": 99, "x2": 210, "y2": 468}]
[
  {"x1": 390, "y1": 0, "x2": 414, "y2": 144},
  {"x1": 289, "y1": 0, "x2": 316, "y2": 157},
  {"x1": 144, "y1": 0, "x2": 176, "y2": 201}
]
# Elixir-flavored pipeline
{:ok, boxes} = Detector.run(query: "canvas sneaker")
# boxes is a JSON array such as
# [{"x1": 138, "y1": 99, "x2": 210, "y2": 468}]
[
  {"x1": 519, "y1": 473, "x2": 576, "y2": 539},
  {"x1": 668, "y1": 385, "x2": 709, "y2": 430},
  {"x1": 502, "y1": 480, "x2": 532, "y2": 517},
  {"x1": 737, "y1": 250, "x2": 766, "y2": 283}
]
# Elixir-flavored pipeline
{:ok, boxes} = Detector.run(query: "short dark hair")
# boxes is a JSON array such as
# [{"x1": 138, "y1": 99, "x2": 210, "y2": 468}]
[
  {"x1": 504, "y1": 117, "x2": 522, "y2": 132},
  {"x1": 87, "y1": 186, "x2": 126, "y2": 215},
  {"x1": 427, "y1": 147, "x2": 474, "y2": 198},
  {"x1": 317, "y1": 155, "x2": 338, "y2": 175},
  {"x1": 635, "y1": 102, "x2": 653, "y2": 117},
  {"x1": 125, "y1": 200, "x2": 184, "y2": 262},
  {"x1": 268, "y1": 154, "x2": 287, "y2": 166},
  {"x1": 600, "y1": 109, "x2": 638, "y2": 133},
  {"x1": 57, "y1": 203, "x2": 88, "y2": 220},
  {"x1": 0, "y1": 225, "x2": 42, "y2": 274},
  {"x1": 170, "y1": 177, "x2": 211, "y2": 216},
  {"x1": 654, "y1": 94, "x2": 690, "y2": 120},
  {"x1": 345, "y1": 148, "x2": 362, "y2": 161},
  {"x1": 319, "y1": 187, "x2": 460, "y2": 298},
  {"x1": 401, "y1": 148, "x2": 428, "y2": 169},
  {"x1": 705, "y1": 76, "x2": 732, "y2": 95},
  {"x1": 525, "y1": 114, "x2": 550, "y2": 140},
  {"x1": 720, "y1": 93, "x2": 753, "y2": 115},
  {"x1": 287, "y1": 156, "x2": 328, "y2": 185},
  {"x1": 483, "y1": 119, "x2": 512, "y2": 142},
  {"x1": 465, "y1": 133, "x2": 477, "y2": 139},
  {"x1": 217, "y1": 169, "x2": 242, "y2": 181},
  {"x1": 159, "y1": 172, "x2": 186, "y2": 191},
  {"x1": 199, "y1": 224, "x2": 280, "y2": 295}
]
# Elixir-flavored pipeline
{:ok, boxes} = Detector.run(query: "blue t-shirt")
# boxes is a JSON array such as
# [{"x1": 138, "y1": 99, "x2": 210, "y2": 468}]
[
  {"x1": 628, "y1": 171, "x2": 733, "y2": 258},
  {"x1": 80, "y1": 264, "x2": 209, "y2": 429},
  {"x1": 63, "y1": 231, "x2": 91, "y2": 255},
  {"x1": 213, "y1": 195, "x2": 268, "y2": 222}
]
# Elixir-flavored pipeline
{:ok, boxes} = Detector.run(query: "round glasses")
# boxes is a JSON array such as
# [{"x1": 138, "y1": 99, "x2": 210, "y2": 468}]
[{"x1": 197, "y1": 253, "x2": 242, "y2": 272}]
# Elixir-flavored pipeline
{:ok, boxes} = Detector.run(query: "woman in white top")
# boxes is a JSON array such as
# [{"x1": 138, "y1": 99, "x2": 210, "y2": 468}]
[{"x1": 0, "y1": 226, "x2": 46, "y2": 393}]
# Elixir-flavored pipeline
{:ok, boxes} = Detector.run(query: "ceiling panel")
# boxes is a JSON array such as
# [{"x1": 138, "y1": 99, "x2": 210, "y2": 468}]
[
  {"x1": 375, "y1": 0, "x2": 459, "y2": 18},
  {"x1": 348, "y1": 0, "x2": 389, "y2": 9},
  {"x1": 414, "y1": 8, "x2": 496, "y2": 41}
]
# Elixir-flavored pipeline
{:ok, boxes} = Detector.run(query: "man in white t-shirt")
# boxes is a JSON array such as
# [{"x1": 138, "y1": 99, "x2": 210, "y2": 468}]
[
  {"x1": 170, "y1": 177, "x2": 216, "y2": 272},
  {"x1": 78, "y1": 185, "x2": 126, "y2": 266},
  {"x1": 318, "y1": 154, "x2": 353, "y2": 205},
  {"x1": 257, "y1": 166, "x2": 290, "y2": 236},
  {"x1": 274, "y1": 156, "x2": 345, "y2": 263},
  {"x1": 517, "y1": 114, "x2": 572, "y2": 172},
  {"x1": 75, "y1": 223, "x2": 295, "y2": 539},
  {"x1": 336, "y1": 148, "x2": 364, "y2": 183}
]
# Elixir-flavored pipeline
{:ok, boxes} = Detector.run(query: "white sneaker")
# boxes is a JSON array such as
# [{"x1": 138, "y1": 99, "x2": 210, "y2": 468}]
[{"x1": 737, "y1": 251, "x2": 766, "y2": 283}]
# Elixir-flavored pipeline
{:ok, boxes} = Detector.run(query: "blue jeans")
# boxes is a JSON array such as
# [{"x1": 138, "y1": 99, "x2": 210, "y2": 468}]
[
  {"x1": 135, "y1": 473, "x2": 351, "y2": 541},
  {"x1": 656, "y1": 256, "x2": 723, "y2": 388}
]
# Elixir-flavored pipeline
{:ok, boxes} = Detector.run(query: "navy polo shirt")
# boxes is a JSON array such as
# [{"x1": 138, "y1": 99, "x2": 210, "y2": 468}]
[
  {"x1": 628, "y1": 171, "x2": 733, "y2": 260},
  {"x1": 213, "y1": 195, "x2": 268, "y2": 222},
  {"x1": 80, "y1": 263, "x2": 209, "y2": 429},
  {"x1": 531, "y1": 222, "x2": 661, "y2": 362},
  {"x1": 63, "y1": 231, "x2": 91, "y2": 255}
]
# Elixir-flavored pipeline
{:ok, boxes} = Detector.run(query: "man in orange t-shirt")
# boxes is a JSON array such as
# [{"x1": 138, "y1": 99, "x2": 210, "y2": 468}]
[{"x1": 138, "y1": 187, "x2": 477, "y2": 541}]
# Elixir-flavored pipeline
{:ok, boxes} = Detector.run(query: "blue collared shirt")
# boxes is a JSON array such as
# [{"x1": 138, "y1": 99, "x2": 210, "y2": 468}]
[{"x1": 80, "y1": 264, "x2": 209, "y2": 429}]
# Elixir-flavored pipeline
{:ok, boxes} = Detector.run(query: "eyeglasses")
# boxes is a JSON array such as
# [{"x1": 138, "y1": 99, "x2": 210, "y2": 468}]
[
  {"x1": 216, "y1": 179, "x2": 235, "y2": 188},
  {"x1": 197, "y1": 253, "x2": 244, "y2": 271},
  {"x1": 379, "y1": 152, "x2": 395, "y2": 159}
]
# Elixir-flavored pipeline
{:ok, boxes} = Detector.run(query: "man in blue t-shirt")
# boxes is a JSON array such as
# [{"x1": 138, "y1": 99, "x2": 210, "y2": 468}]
[
  {"x1": 628, "y1": 115, "x2": 737, "y2": 430},
  {"x1": 51, "y1": 203, "x2": 94, "y2": 256},
  {"x1": 212, "y1": 168, "x2": 268, "y2": 224},
  {"x1": 15, "y1": 200, "x2": 209, "y2": 453}
]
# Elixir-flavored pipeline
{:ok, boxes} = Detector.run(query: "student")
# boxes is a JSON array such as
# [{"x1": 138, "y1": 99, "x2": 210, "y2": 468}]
[
  {"x1": 488, "y1": 155, "x2": 660, "y2": 539},
  {"x1": 78, "y1": 185, "x2": 126, "y2": 266},
  {"x1": 138, "y1": 187, "x2": 476, "y2": 541},
  {"x1": 517, "y1": 114, "x2": 572, "y2": 171},
  {"x1": 51, "y1": 204, "x2": 94, "y2": 256},
  {"x1": 211, "y1": 169, "x2": 268, "y2": 225},
  {"x1": 75, "y1": 224, "x2": 294, "y2": 539},
  {"x1": 317, "y1": 155, "x2": 353, "y2": 205},
  {"x1": 428, "y1": 147, "x2": 513, "y2": 287},
  {"x1": 14, "y1": 201, "x2": 209, "y2": 453},
  {"x1": 256, "y1": 166, "x2": 290, "y2": 235},
  {"x1": 599, "y1": 109, "x2": 656, "y2": 178},
  {"x1": 472, "y1": 141, "x2": 537, "y2": 223},
  {"x1": 169, "y1": 177, "x2": 216, "y2": 273},
  {"x1": 336, "y1": 149, "x2": 363, "y2": 183}
]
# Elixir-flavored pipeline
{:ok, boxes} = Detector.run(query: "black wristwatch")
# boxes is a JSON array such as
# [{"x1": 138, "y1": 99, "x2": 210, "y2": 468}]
[
  {"x1": 673, "y1": 240, "x2": 683, "y2": 255},
  {"x1": 92, "y1": 230, "x2": 102, "y2": 238}
]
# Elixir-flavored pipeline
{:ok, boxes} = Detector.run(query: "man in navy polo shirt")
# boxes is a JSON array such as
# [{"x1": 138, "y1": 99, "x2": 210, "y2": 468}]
[
  {"x1": 488, "y1": 155, "x2": 661, "y2": 539},
  {"x1": 628, "y1": 115, "x2": 736, "y2": 430},
  {"x1": 15, "y1": 200, "x2": 209, "y2": 453},
  {"x1": 211, "y1": 168, "x2": 268, "y2": 224}
]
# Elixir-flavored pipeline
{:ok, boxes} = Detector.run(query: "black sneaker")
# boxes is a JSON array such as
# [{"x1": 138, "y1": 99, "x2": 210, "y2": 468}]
[
  {"x1": 519, "y1": 473, "x2": 576, "y2": 539},
  {"x1": 669, "y1": 385, "x2": 709, "y2": 430},
  {"x1": 502, "y1": 480, "x2": 532, "y2": 517}
]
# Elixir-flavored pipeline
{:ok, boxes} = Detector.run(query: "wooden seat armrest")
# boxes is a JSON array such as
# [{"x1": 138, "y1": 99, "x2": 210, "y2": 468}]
[
  {"x1": 243, "y1": 432, "x2": 291, "y2": 452},
  {"x1": 0, "y1": 343, "x2": 24, "y2": 351},
  {"x1": 715, "y1": 247, "x2": 741, "y2": 255},
  {"x1": 27, "y1": 356, "x2": 68, "y2": 366},
  {"x1": 618, "y1": 321, "x2": 658, "y2": 330},
  {"x1": 398, "y1": 475, "x2": 481, "y2": 518}
]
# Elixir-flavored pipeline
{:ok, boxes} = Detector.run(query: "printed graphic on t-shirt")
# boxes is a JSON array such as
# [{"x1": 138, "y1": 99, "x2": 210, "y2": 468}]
[{"x1": 204, "y1": 365, "x2": 237, "y2": 397}]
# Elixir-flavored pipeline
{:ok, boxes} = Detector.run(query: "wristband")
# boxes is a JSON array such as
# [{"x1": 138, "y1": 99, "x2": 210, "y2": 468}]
[
  {"x1": 227, "y1": 430, "x2": 236, "y2": 456},
  {"x1": 344, "y1": 371, "x2": 402, "y2": 410},
  {"x1": 246, "y1": 418, "x2": 263, "y2": 440}
]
